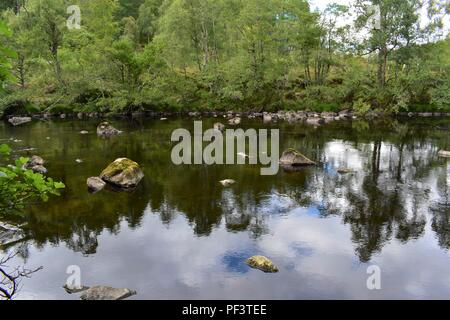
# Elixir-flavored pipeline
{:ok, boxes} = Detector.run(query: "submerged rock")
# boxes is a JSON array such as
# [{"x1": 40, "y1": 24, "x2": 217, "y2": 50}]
[
  {"x1": 23, "y1": 155, "x2": 48, "y2": 174},
  {"x1": 30, "y1": 165, "x2": 48, "y2": 174},
  {"x1": 87, "y1": 177, "x2": 106, "y2": 193},
  {"x1": 219, "y1": 179, "x2": 236, "y2": 187},
  {"x1": 263, "y1": 113, "x2": 273, "y2": 123},
  {"x1": 228, "y1": 117, "x2": 241, "y2": 125},
  {"x1": 214, "y1": 122, "x2": 225, "y2": 132},
  {"x1": 246, "y1": 255, "x2": 279, "y2": 273},
  {"x1": 279, "y1": 149, "x2": 316, "y2": 166},
  {"x1": 438, "y1": 150, "x2": 450, "y2": 158},
  {"x1": 306, "y1": 118, "x2": 325, "y2": 126},
  {"x1": 63, "y1": 284, "x2": 90, "y2": 294},
  {"x1": 80, "y1": 286, "x2": 136, "y2": 300},
  {"x1": 97, "y1": 122, "x2": 121, "y2": 137},
  {"x1": 80, "y1": 130, "x2": 89, "y2": 135},
  {"x1": 8, "y1": 117, "x2": 32, "y2": 126},
  {"x1": 337, "y1": 168, "x2": 353, "y2": 174},
  {"x1": 0, "y1": 222, "x2": 26, "y2": 248},
  {"x1": 100, "y1": 158, "x2": 144, "y2": 189}
]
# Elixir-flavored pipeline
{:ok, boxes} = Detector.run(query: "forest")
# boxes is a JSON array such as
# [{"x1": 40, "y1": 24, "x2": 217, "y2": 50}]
[{"x1": 0, "y1": 0, "x2": 449, "y2": 116}]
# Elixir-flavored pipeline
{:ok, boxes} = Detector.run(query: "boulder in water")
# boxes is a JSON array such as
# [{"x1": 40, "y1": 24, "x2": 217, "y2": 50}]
[
  {"x1": 97, "y1": 122, "x2": 120, "y2": 137},
  {"x1": 228, "y1": 117, "x2": 241, "y2": 125},
  {"x1": 438, "y1": 150, "x2": 450, "y2": 158},
  {"x1": 23, "y1": 156, "x2": 48, "y2": 174},
  {"x1": 87, "y1": 177, "x2": 106, "y2": 193},
  {"x1": 214, "y1": 122, "x2": 225, "y2": 132},
  {"x1": 0, "y1": 222, "x2": 26, "y2": 248},
  {"x1": 219, "y1": 179, "x2": 236, "y2": 187},
  {"x1": 8, "y1": 117, "x2": 32, "y2": 126},
  {"x1": 80, "y1": 286, "x2": 136, "y2": 300},
  {"x1": 279, "y1": 149, "x2": 315, "y2": 166},
  {"x1": 100, "y1": 158, "x2": 144, "y2": 189},
  {"x1": 246, "y1": 255, "x2": 279, "y2": 273}
]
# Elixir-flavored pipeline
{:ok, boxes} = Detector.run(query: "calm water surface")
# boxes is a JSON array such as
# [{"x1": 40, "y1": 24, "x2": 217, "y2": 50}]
[{"x1": 1, "y1": 117, "x2": 449, "y2": 299}]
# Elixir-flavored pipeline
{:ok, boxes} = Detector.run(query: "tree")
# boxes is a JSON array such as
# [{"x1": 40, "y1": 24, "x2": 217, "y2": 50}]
[
  {"x1": 0, "y1": 19, "x2": 16, "y2": 93},
  {"x1": 355, "y1": 0, "x2": 423, "y2": 88}
]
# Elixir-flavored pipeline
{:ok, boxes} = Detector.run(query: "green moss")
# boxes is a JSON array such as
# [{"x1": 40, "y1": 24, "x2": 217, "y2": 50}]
[
  {"x1": 100, "y1": 158, "x2": 140, "y2": 178},
  {"x1": 246, "y1": 255, "x2": 279, "y2": 273}
]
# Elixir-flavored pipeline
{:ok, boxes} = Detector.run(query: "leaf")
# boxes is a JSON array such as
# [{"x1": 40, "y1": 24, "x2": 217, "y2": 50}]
[
  {"x1": 0, "y1": 144, "x2": 12, "y2": 156},
  {"x1": 54, "y1": 182, "x2": 66, "y2": 189}
]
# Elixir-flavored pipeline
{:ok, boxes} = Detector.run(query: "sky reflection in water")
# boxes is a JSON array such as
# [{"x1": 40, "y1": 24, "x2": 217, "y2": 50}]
[{"x1": 0, "y1": 117, "x2": 449, "y2": 299}]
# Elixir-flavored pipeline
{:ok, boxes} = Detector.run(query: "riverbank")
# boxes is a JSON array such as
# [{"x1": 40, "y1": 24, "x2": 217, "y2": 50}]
[{"x1": 4, "y1": 109, "x2": 450, "y2": 124}]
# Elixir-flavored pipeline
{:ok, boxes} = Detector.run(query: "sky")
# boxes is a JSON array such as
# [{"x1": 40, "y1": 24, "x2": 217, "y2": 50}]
[{"x1": 309, "y1": 0, "x2": 449, "y2": 40}]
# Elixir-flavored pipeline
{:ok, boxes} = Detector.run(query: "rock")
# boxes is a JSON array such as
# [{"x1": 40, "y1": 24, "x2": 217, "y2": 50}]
[
  {"x1": 25, "y1": 155, "x2": 44, "y2": 166},
  {"x1": 279, "y1": 149, "x2": 316, "y2": 166},
  {"x1": 80, "y1": 286, "x2": 136, "y2": 300},
  {"x1": 23, "y1": 156, "x2": 48, "y2": 174},
  {"x1": 213, "y1": 122, "x2": 225, "y2": 132},
  {"x1": 263, "y1": 113, "x2": 273, "y2": 123},
  {"x1": 228, "y1": 117, "x2": 241, "y2": 125},
  {"x1": 87, "y1": 177, "x2": 106, "y2": 193},
  {"x1": 160, "y1": 118, "x2": 168, "y2": 121},
  {"x1": 306, "y1": 118, "x2": 324, "y2": 126},
  {"x1": 31, "y1": 165, "x2": 48, "y2": 174},
  {"x1": 219, "y1": 179, "x2": 236, "y2": 187},
  {"x1": 338, "y1": 109, "x2": 351, "y2": 117},
  {"x1": 337, "y1": 168, "x2": 353, "y2": 174},
  {"x1": 321, "y1": 112, "x2": 337, "y2": 118},
  {"x1": 97, "y1": 122, "x2": 121, "y2": 137},
  {"x1": 0, "y1": 222, "x2": 26, "y2": 248},
  {"x1": 246, "y1": 255, "x2": 279, "y2": 273},
  {"x1": 8, "y1": 117, "x2": 32, "y2": 126},
  {"x1": 75, "y1": 159, "x2": 83, "y2": 163},
  {"x1": 80, "y1": 130, "x2": 89, "y2": 135},
  {"x1": 63, "y1": 284, "x2": 90, "y2": 294},
  {"x1": 60, "y1": 114, "x2": 66, "y2": 119},
  {"x1": 100, "y1": 158, "x2": 144, "y2": 189},
  {"x1": 438, "y1": 150, "x2": 450, "y2": 158}
]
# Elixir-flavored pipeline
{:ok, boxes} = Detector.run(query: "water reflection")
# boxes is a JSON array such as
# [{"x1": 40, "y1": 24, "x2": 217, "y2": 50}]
[{"x1": 1, "y1": 117, "x2": 449, "y2": 299}]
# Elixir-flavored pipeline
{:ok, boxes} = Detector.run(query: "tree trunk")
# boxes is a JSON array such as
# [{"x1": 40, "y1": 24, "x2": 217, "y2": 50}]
[{"x1": 377, "y1": 43, "x2": 387, "y2": 87}]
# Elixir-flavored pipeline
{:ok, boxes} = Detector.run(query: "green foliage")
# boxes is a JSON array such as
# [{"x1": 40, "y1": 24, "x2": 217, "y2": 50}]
[
  {"x1": 353, "y1": 98, "x2": 372, "y2": 116},
  {"x1": 0, "y1": 0, "x2": 448, "y2": 114},
  {"x1": 0, "y1": 144, "x2": 65, "y2": 216},
  {"x1": 0, "y1": 19, "x2": 16, "y2": 94}
]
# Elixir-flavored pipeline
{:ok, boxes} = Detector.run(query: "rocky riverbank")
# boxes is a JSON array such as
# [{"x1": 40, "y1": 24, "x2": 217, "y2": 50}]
[{"x1": 4, "y1": 109, "x2": 450, "y2": 125}]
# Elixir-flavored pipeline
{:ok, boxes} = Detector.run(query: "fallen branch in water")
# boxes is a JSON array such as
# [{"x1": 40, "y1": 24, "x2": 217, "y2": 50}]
[{"x1": 0, "y1": 252, "x2": 43, "y2": 300}]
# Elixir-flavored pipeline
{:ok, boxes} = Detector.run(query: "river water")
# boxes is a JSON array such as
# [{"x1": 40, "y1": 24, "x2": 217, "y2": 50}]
[{"x1": 1, "y1": 116, "x2": 449, "y2": 299}]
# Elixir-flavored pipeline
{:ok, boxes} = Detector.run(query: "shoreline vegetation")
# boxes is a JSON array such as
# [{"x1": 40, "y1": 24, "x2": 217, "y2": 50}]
[{"x1": 0, "y1": 0, "x2": 449, "y2": 119}]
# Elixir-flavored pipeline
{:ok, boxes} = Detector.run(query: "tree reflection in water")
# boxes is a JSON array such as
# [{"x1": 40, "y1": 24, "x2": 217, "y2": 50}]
[{"x1": 1, "y1": 117, "x2": 449, "y2": 263}]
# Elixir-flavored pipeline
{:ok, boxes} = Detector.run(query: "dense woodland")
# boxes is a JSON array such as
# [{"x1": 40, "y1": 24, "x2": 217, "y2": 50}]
[{"x1": 0, "y1": 0, "x2": 449, "y2": 116}]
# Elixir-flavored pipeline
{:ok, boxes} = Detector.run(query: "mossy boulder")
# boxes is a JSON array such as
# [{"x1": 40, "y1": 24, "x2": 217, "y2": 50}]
[
  {"x1": 100, "y1": 158, "x2": 144, "y2": 189},
  {"x1": 246, "y1": 255, "x2": 279, "y2": 273},
  {"x1": 279, "y1": 148, "x2": 316, "y2": 166}
]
